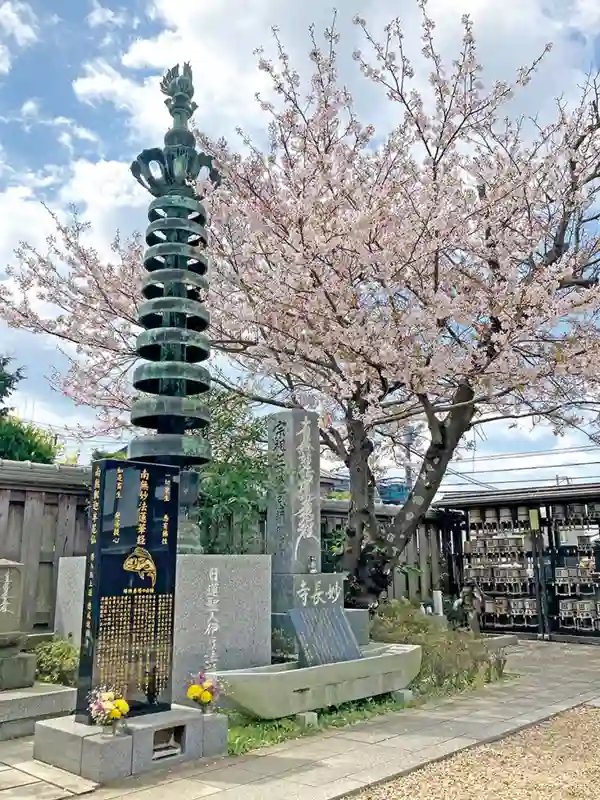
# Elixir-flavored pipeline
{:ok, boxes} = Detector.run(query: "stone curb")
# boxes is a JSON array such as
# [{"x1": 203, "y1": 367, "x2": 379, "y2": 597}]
[{"x1": 332, "y1": 699, "x2": 594, "y2": 800}]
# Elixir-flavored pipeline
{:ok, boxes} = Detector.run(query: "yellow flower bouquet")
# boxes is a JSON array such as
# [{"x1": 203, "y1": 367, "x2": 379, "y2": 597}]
[
  {"x1": 88, "y1": 686, "x2": 130, "y2": 735},
  {"x1": 186, "y1": 670, "x2": 220, "y2": 713}
]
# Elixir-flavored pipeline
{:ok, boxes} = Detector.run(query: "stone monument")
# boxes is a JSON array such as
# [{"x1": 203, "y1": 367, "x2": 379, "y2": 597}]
[
  {"x1": 74, "y1": 459, "x2": 181, "y2": 720},
  {"x1": 33, "y1": 63, "x2": 228, "y2": 783},
  {"x1": 0, "y1": 557, "x2": 74, "y2": 740},
  {"x1": 267, "y1": 410, "x2": 357, "y2": 656},
  {"x1": 219, "y1": 416, "x2": 423, "y2": 718},
  {"x1": 0, "y1": 560, "x2": 35, "y2": 691}
]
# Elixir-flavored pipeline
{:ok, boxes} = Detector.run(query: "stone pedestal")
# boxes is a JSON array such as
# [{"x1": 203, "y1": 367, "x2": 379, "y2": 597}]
[
  {"x1": 34, "y1": 706, "x2": 228, "y2": 783},
  {"x1": 0, "y1": 652, "x2": 35, "y2": 690},
  {"x1": 344, "y1": 608, "x2": 371, "y2": 647},
  {"x1": 0, "y1": 683, "x2": 75, "y2": 741}
]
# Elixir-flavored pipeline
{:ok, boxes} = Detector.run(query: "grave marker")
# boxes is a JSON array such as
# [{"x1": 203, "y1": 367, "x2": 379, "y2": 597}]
[
  {"x1": 267, "y1": 410, "x2": 352, "y2": 655},
  {"x1": 75, "y1": 458, "x2": 180, "y2": 721}
]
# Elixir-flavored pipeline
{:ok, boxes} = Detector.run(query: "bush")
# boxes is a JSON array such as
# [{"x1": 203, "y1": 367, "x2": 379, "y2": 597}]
[
  {"x1": 371, "y1": 599, "x2": 506, "y2": 695},
  {"x1": 0, "y1": 416, "x2": 60, "y2": 463},
  {"x1": 34, "y1": 637, "x2": 79, "y2": 686}
]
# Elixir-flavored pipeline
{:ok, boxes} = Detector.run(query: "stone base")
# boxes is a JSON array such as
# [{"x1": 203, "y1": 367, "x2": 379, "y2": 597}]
[
  {"x1": 220, "y1": 642, "x2": 422, "y2": 719},
  {"x1": 34, "y1": 716, "x2": 131, "y2": 783},
  {"x1": 34, "y1": 706, "x2": 228, "y2": 784},
  {"x1": 391, "y1": 688, "x2": 414, "y2": 705},
  {"x1": 0, "y1": 652, "x2": 36, "y2": 690},
  {"x1": 0, "y1": 683, "x2": 75, "y2": 741}
]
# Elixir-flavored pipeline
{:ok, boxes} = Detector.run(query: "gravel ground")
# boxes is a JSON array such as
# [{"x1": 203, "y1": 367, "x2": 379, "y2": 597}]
[{"x1": 356, "y1": 706, "x2": 600, "y2": 800}]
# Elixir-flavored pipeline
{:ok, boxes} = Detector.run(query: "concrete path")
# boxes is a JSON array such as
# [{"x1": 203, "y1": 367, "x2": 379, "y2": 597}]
[{"x1": 3, "y1": 641, "x2": 600, "y2": 800}]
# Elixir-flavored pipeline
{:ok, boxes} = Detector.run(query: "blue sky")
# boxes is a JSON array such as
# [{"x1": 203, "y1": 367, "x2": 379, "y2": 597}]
[{"x1": 1, "y1": 0, "x2": 600, "y2": 488}]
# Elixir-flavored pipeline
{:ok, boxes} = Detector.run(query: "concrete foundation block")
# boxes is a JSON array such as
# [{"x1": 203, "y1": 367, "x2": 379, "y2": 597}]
[
  {"x1": 391, "y1": 688, "x2": 414, "y2": 705},
  {"x1": 81, "y1": 730, "x2": 133, "y2": 783},
  {"x1": 0, "y1": 683, "x2": 75, "y2": 741},
  {"x1": 34, "y1": 715, "x2": 103, "y2": 776},
  {"x1": 0, "y1": 652, "x2": 36, "y2": 690},
  {"x1": 295, "y1": 711, "x2": 318, "y2": 729},
  {"x1": 202, "y1": 712, "x2": 228, "y2": 758},
  {"x1": 34, "y1": 706, "x2": 228, "y2": 784},
  {"x1": 126, "y1": 705, "x2": 207, "y2": 775}
]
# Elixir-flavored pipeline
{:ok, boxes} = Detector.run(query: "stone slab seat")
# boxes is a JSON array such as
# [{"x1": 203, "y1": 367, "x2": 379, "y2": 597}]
[{"x1": 218, "y1": 642, "x2": 422, "y2": 720}]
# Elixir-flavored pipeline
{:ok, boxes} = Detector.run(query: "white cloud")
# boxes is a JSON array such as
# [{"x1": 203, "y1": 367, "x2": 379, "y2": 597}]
[
  {"x1": 86, "y1": 1, "x2": 127, "y2": 29},
  {"x1": 0, "y1": 185, "x2": 59, "y2": 270},
  {"x1": 2, "y1": 100, "x2": 102, "y2": 153},
  {"x1": 57, "y1": 158, "x2": 148, "y2": 256},
  {"x1": 20, "y1": 97, "x2": 38, "y2": 116},
  {"x1": 0, "y1": 0, "x2": 37, "y2": 46},
  {"x1": 71, "y1": 0, "x2": 599, "y2": 148},
  {"x1": 0, "y1": 42, "x2": 9, "y2": 73},
  {"x1": 0, "y1": 2, "x2": 37, "y2": 76}
]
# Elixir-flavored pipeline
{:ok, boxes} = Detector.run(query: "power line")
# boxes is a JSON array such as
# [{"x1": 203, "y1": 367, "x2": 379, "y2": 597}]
[
  {"x1": 450, "y1": 459, "x2": 600, "y2": 475},
  {"x1": 442, "y1": 474, "x2": 600, "y2": 486},
  {"x1": 403, "y1": 443, "x2": 498, "y2": 491},
  {"x1": 450, "y1": 445, "x2": 599, "y2": 463}
]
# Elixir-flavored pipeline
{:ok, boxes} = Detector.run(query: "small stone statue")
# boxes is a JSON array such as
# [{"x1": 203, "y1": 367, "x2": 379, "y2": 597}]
[{"x1": 452, "y1": 579, "x2": 486, "y2": 635}]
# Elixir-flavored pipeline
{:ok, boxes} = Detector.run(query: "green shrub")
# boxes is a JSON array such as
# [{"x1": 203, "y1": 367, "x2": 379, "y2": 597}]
[
  {"x1": 34, "y1": 637, "x2": 79, "y2": 686},
  {"x1": 371, "y1": 599, "x2": 506, "y2": 695}
]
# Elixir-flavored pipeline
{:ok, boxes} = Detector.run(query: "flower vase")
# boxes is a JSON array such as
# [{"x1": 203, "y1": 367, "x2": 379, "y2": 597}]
[{"x1": 104, "y1": 720, "x2": 123, "y2": 736}]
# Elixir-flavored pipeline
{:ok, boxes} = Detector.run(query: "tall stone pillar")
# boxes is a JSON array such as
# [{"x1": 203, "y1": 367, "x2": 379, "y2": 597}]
[{"x1": 266, "y1": 411, "x2": 344, "y2": 654}]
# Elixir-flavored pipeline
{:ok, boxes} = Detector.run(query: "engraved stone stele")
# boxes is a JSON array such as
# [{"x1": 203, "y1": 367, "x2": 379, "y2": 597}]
[
  {"x1": 266, "y1": 411, "x2": 351, "y2": 655},
  {"x1": 0, "y1": 559, "x2": 36, "y2": 690}
]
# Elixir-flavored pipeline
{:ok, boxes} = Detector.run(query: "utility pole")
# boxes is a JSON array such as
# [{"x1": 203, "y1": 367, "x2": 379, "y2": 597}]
[{"x1": 403, "y1": 426, "x2": 416, "y2": 490}]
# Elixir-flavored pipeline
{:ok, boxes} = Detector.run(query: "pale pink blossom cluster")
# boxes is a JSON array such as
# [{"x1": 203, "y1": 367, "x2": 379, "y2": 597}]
[{"x1": 2, "y1": 2, "x2": 600, "y2": 555}]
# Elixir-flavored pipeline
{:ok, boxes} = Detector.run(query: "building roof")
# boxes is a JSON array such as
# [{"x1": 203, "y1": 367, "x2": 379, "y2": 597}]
[
  {"x1": 0, "y1": 459, "x2": 91, "y2": 492},
  {"x1": 435, "y1": 482, "x2": 600, "y2": 509}
]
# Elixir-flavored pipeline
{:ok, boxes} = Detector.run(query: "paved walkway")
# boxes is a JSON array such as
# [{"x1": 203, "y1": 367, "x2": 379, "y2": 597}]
[{"x1": 3, "y1": 641, "x2": 600, "y2": 800}]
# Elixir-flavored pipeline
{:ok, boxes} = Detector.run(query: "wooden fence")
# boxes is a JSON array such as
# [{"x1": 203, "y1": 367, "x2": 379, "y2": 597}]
[
  {"x1": 0, "y1": 461, "x2": 446, "y2": 637},
  {"x1": 0, "y1": 461, "x2": 89, "y2": 635},
  {"x1": 318, "y1": 500, "x2": 446, "y2": 605}
]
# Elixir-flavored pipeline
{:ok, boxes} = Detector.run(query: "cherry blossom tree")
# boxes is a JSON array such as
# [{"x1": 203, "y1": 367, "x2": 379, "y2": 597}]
[{"x1": 3, "y1": 2, "x2": 600, "y2": 604}]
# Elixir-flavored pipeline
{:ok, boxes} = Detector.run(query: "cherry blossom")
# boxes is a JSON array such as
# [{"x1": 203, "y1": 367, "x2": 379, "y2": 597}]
[{"x1": 3, "y1": 2, "x2": 600, "y2": 576}]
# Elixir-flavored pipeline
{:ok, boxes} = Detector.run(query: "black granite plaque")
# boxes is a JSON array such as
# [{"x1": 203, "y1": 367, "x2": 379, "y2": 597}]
[
  {"x1": 288, "y1": 605, "x2": 362, "y2": 667},
  {"x1": 75, "y1": 459, "x2": 180, "y2": 721}
]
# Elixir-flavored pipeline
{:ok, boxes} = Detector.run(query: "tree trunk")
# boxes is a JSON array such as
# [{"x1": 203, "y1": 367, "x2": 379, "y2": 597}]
[
  {"x1": 342, "y1": 420, "x2": 376, "y2": 570},
  {"x1": 386, "y1": 383, "x2": 476, "y2": 563},
  {"x1": 341, "y1": 420, "x2": 390, "y2": 609}
]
